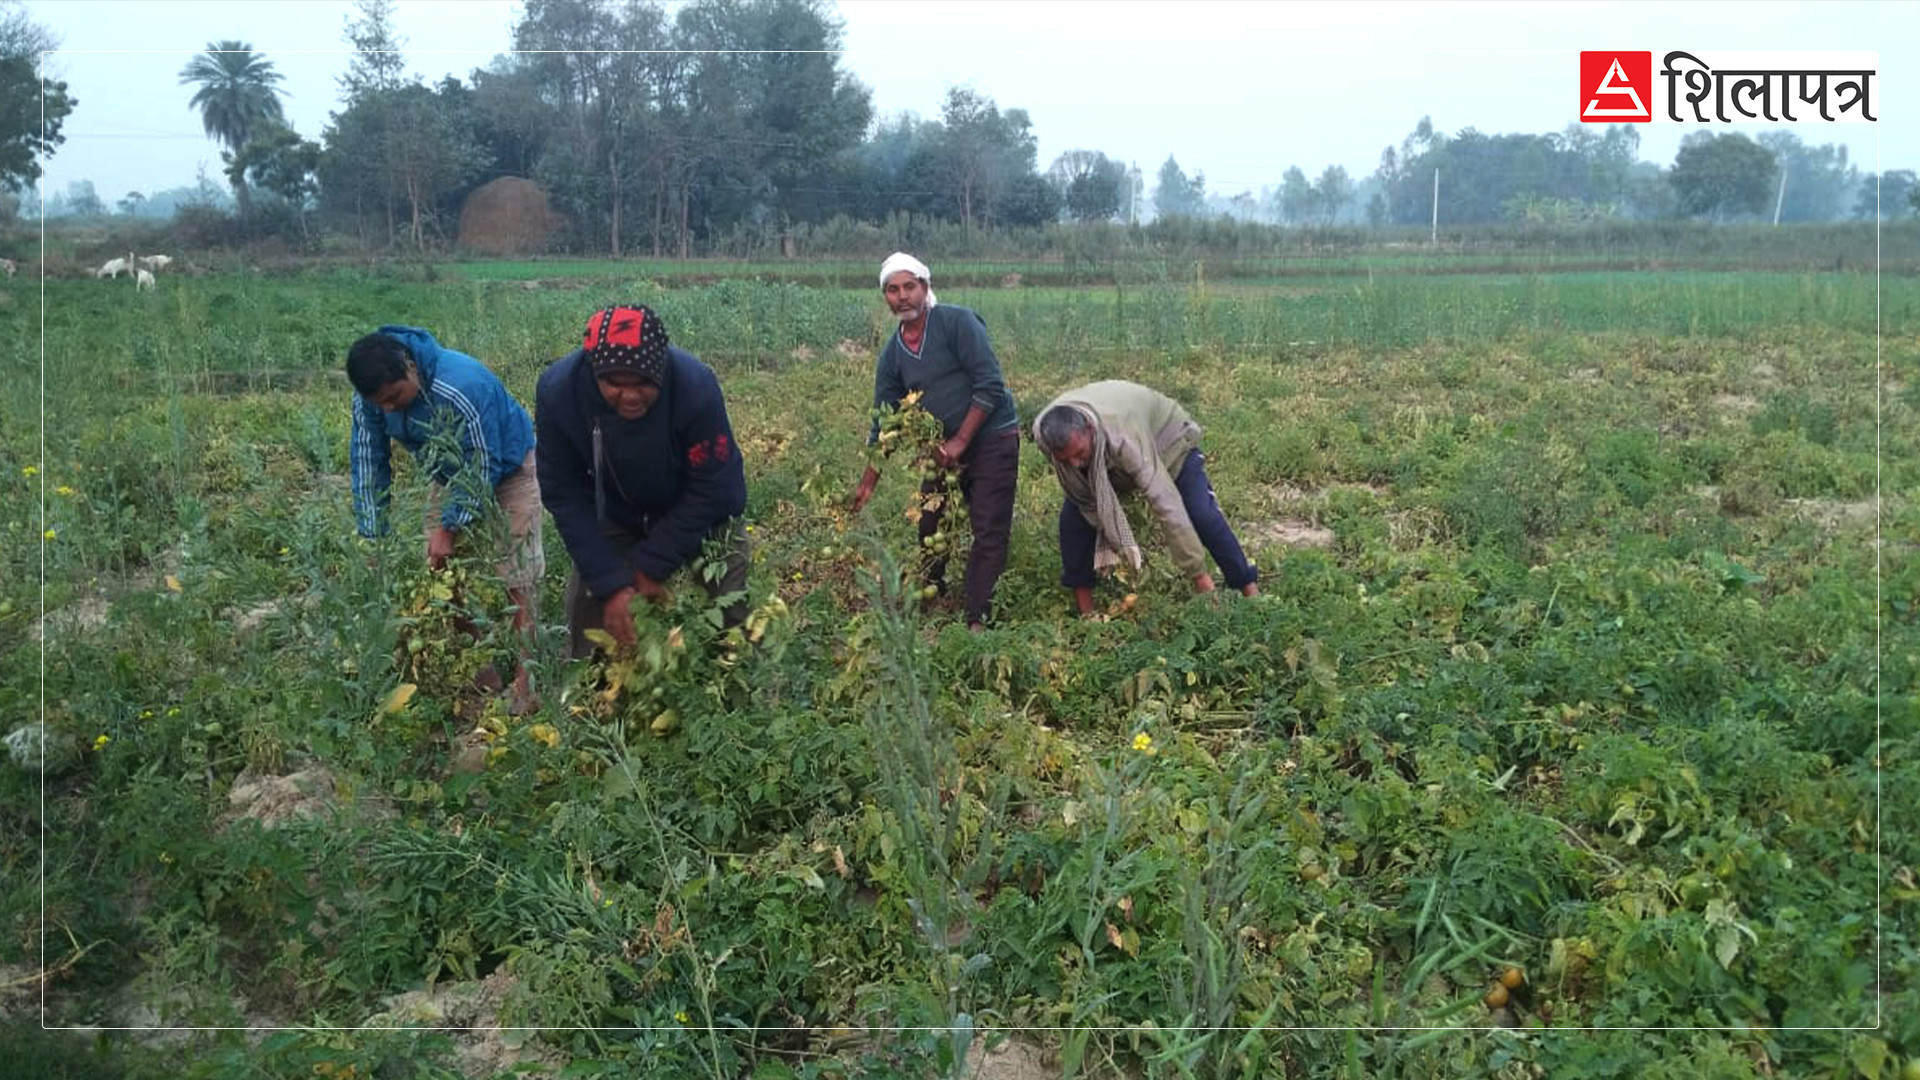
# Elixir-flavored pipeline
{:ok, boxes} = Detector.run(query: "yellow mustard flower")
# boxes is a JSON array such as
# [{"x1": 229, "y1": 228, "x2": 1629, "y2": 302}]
[
  {"x1": 43, "y1": 529, "x2": 55, "y2": 541},
  {"x1": 55, "y1": 485, "x2": 75, "y2": 496},
  {"x1": 92, "y1": 734, "x2": 110, "y2": 750},
  {"x1": 21, "y1": 465, "x2": 37, "y2": 477}
]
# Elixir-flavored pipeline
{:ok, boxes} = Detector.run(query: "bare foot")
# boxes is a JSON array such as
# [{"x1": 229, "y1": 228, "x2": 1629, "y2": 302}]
[
  {"x1": 507, "y1": 668, "x2": 539, "y2": 716},
  {"x1": 1241, "y1": 583, "x2": 1260, "y2": 598},
  {"x1": 449, "y1": 730, "x2": 490, "y2": 775},
  {"x1": 470, "y1": 663, "x2": 504, "y2": 695}
]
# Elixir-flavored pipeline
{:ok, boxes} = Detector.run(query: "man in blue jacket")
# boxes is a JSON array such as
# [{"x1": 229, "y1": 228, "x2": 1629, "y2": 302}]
[
  {"x1": 347, "y1": 326, "x2": 543, "y2": 711},
  {"x1": 536, "y1": 304, "x2": 750, "y2": 657}
]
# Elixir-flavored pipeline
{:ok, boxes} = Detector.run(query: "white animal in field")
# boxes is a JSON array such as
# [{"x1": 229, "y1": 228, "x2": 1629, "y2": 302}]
[
  {"x1": 0, "y1": 258, "x2": 15, "y2": 277},
  {"x1": 135, "y1": 268, "x2": 154, "y2": 291},
  {"x1": 138, "y1": 254, "x2": 172, "y2": 271},
  {"x1": 96, "y1": 257, "x2": 130, "y2": 279}
]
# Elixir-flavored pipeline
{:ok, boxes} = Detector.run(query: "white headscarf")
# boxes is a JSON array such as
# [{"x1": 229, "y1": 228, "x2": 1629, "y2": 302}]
[{"x1": 878, "y1": 251, "x2": 938, "y2": 307}]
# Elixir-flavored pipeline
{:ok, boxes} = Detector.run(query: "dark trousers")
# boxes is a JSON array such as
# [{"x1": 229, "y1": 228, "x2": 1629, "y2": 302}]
[
  {"x1": 919, "y1": 428, "x2": 1020, "y2": 625},
  {"x1": 1057, "y1": 449, "x2": 1258, "y2": 591},
  {"x1": 564, "y1": 518, "x2": 752, "y2": 659}
]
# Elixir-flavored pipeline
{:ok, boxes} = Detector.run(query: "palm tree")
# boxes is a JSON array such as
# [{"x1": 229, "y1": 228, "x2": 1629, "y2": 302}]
[{"x1": 179, "y1": 42, "x2": 286, "y2": 208}]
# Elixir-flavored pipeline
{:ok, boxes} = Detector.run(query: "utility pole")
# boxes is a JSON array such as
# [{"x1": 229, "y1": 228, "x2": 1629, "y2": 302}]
[
  {"x1": 1772, "y1": 167, "x2": 1788, "y2": 225},
  {"x1": 1431, "y1": 168, "x2": 1440, "y2": 246}
]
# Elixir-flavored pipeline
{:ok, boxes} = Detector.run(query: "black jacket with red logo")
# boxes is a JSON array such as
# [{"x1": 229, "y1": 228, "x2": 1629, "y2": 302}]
[{"x1": 535, "y1": 346, "x2": 747, "y2": 598}]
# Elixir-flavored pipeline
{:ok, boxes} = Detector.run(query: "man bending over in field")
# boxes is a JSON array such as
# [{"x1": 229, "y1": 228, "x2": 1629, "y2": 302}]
[
  {"x1": 1032, "y1": 380, "x2": 1259, "y2": 617},
  {"x1": 348, "y1": 327, "x2": 544, "y2": 713},
  {"x1": 536, "y1": 304, "x2": 750, "y2": 658},
  {"x1": 850, "y1": 252, "x2": 1021, "y2": 630}
]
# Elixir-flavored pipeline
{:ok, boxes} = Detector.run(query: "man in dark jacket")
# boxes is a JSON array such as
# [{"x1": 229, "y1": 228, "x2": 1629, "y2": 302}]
[
  {"x1": 850, "y1": 252, "x2": 1019, "y2": 630},
  {"x1": 536, "y1": 304, "x2": 750, "y2": 657}
]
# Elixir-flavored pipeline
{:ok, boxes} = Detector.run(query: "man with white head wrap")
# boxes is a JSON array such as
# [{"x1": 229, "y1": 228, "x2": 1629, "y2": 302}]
[
  {"x1": 878, "y1": 252, "x2": 937, "y2": 308},
  {"x1": 851, "y1": 252, "x2": 1020, "y2": 630}
]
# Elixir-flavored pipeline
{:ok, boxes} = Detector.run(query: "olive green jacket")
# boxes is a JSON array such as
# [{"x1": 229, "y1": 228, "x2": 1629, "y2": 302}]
[{"x1": 1037, "y1": 380, "x2": 1206, "y2": 577}]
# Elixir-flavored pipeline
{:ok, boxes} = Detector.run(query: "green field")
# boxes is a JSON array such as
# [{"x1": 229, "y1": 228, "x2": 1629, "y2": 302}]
[{"x1": 2, "y1": 258, "x2": 1915, "y2": 1079}]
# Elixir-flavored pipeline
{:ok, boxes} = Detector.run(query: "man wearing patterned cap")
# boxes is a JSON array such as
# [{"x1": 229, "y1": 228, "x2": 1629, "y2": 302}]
[
  {"x1": 535, "y1": 304, "x2": 750, "y2": 656},
  {"x1": 347, "y1": 326, "x2": 544, "y2": 713},
  {"x1": 851, "y1": 252, "x2": 1021, "y2": 630}
]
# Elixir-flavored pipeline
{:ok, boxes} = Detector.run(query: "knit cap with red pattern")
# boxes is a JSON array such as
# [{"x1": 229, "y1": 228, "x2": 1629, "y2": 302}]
[{"x1": 582, "y1": 305, "x2": 670, "y2": 384}]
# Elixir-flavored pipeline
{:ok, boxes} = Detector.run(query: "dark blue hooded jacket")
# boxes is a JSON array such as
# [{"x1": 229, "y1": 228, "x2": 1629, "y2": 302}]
[
  {"x1": 349, "y1": 326, "x2": 534, "y2": 538},
  {"x1": 535, "y1": 346, "x2": 747, "y2": 599}
]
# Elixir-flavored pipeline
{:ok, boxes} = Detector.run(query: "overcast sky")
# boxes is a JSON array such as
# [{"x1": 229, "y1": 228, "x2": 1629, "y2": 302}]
[{"x1": 22, "y1": 0, "x2": 1916, "y2": 209}]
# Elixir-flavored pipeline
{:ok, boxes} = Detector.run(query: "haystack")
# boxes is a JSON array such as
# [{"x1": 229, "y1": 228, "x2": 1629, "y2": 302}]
[{"x1": 457, "y1": 177, "x2": 564, "y2": 255}]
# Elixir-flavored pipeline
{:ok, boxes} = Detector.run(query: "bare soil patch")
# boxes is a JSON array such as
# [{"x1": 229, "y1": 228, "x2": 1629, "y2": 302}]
[
  {"x1": 364, "y1": 970, "x2": 564, "y2": 1079},
  {"x1": 220, "y1": 764, "x2": 342, "y2": 832},
  {"x1": 1785, "y1": 497, "x2": 1877, "y2": 530},
  {"x1": 30, "y1": 596, "x2": 111, "y2": 642},
  {"x1": 1250, "y1": 518, "x2": 1336, "y2": 550},
  {"x1": 965, "y1": 1034, "x2": 1056, "y2": 1080},
  {"x1": 1269, "y1": 481, "x2": 1386, "y2": 504},
  {"x1": 1248, "y1": 481, "x2": 1390, "y2": 551},
  {"x1": 0, "y1": 964, "x2": 38, "y2": 1017}
]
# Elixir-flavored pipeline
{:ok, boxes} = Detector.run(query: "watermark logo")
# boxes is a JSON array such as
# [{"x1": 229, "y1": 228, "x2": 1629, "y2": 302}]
[
  {"x1": 1581, "y1": 52, "x2": 1652, "y2": 122},
  {"x1": 1661, "y1": 52, "x2": 1876, "y2": 123},
  {"x1": 1580, "y1": 51, "x2": 1877, "y2": 123}
]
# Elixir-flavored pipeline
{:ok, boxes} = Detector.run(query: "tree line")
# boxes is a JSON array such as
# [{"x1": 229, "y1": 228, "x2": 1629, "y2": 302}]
[
  {"x1": 176, "y1": 0, "x2": 1074, "y2": 254},
  {"x1": 4, "y1": 0, "x2": 1914, "y2": 252},
  {"x1": 1365, "y1": 117, "x2": 1906, "y2": 227}
]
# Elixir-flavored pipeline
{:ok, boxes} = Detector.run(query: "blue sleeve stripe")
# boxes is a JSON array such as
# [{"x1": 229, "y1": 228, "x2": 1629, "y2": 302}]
[
  {"x1": 432, "y1": 379, "x2": 491, "y2": 466},
  {"x1": 430, "y1": 379, "x2": 490, "y2": 526},
  {"x1": 350, "y1": 397, "x2": 384, "y2": 535}
]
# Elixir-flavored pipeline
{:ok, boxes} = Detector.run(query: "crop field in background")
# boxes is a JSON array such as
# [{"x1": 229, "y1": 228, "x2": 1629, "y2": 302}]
[{"x1": 0, "y1": 252, "x2": 1915, "y2": 1080}]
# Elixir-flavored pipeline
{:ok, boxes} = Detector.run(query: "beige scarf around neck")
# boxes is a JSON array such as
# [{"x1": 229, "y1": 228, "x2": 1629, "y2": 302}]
[{"x1": 1041, "y1": 403, "x2": 1141, "y2": 572}]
